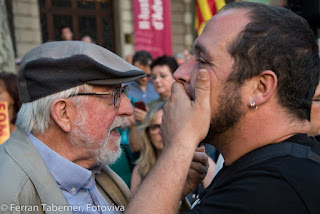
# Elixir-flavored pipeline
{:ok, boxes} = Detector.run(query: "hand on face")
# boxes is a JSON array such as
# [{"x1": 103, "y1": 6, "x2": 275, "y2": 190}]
[
  {"x1": 161, "y1": 69, "x2": 211, "y2": 149},
  {"x1": 182, "y1": 146, "x2": 209, "y2": 197}
]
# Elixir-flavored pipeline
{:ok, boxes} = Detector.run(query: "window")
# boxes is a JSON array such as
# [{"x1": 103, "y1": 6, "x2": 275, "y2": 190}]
[{"x1": 39, "y1": 0, "x2": 115, "y2": 51}]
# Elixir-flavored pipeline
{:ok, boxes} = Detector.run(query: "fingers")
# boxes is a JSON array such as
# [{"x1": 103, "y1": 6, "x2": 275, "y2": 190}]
[
  {"x1": 170, "y1": 82, "x2": 190, "y2": 101},
  {"x1": 128, "y1": 115, "x2": 136, "y2": 126},
  {"x1": 192, "y1": 151, "x2": 208, "y2": 167},
  {"x1": 133, "y1": 107, "x2": 146, "y2": 114},
  {"x1": 133, "y1": 107, "x2": 147, "y2": 122},
  {"x1": 189, "y1": 161, "x2": 208, "y2": 180},
  {"x1": 183, "y1": 151, "x2": 209, "y2": 197},
  {"x1": 161, "y1": 70, "x2": 211, "y2": 149},
  {"x1": 195, "y1": 146, "x2": 205, "y2": 153},
  {"x1": 194, "y1": 69, "x2": 211, "y2": 109},
  {"x1": 191, "y1": 152, "x2": 209, "y2": 176}
]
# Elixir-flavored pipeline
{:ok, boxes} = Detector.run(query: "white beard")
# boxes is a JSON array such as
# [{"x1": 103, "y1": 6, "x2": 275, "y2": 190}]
[
  {"x1": 95, "y1": 136, "x2": 122, "y2": 166},
  {"x1": 68, "y1": 107, "x2": 123, "y2": 166}
]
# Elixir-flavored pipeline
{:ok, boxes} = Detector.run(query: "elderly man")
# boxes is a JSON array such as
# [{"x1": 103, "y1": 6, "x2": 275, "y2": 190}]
[
  {"x1": 0, "y1": 41, "x2": 144, "y2": 213},
  {"x1": 0, "y1": 41, "x2": 207, "y2": 213},
  {"x1": 126, "y1": 2, "x2": 320, "y2": 214}
]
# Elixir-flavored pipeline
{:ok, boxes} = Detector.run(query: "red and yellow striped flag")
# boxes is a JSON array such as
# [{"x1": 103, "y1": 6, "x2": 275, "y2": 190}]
[{"x1": 195, "y1": 0, "x2": 226, "y2": 35}]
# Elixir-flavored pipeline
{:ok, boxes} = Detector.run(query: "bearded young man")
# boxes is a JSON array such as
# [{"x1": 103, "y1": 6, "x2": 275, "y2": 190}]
[
  {"x1": 0, "y1": 41, "x2": 208, "y2": 213},
  {"x1": 126, "y1": 2, "x2": 320, "y2": 214}
]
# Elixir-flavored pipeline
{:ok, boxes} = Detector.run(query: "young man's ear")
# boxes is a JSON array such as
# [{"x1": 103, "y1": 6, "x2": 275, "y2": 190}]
[{"x1": 248, "y1": 70, "x2": 278, "y2": 107}]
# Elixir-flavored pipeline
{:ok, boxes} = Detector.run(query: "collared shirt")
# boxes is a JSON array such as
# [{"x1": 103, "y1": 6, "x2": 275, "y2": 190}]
[
  {"x1": 126, "y1": 80, "x2": 159, "y2": 104},
  {"x1": 28, "y1": 133, "x2": 120, "y2": 213}
]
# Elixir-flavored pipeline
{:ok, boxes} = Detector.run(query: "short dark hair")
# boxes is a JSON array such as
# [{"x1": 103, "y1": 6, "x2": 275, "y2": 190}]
[
  {"x1": 132, "y1": 50, "x2": 153, "y2": 66},
  {"x1": 59, "y1": 25, "x2": 72, "y2": 35},
  {"x1": 0, "y1": 72, "x2": 21, "y2": 124},
  {"x1": 224, "y1": 2, "x2": 320, "y2": 121},
  {"x1": 151, "y1": 55, "x2": 178, "y2": 74}
]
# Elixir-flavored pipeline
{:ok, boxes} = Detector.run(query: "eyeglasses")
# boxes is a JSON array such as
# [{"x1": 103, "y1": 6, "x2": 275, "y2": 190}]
[
  {"x1": 69, "y1": 85, "x2": 129, "y2": 107},
  {"x1": 147, "y1": 124, "x2": 161, "y2": 135}
]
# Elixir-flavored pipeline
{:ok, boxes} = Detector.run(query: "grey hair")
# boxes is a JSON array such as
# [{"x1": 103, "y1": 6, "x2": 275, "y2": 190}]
[{"x1": 16, "y1": 84, "x2": 93, "y2": 135}]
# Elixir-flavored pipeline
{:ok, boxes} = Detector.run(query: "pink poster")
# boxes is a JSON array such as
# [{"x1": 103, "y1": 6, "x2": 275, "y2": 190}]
[{"x1": 133, "y1": 0, "x2": 173, "y2": 58}]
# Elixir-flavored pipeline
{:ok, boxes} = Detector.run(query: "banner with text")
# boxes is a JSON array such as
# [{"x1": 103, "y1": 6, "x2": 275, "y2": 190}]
[
  {"x1": 133, "y1": 0, "x2": 172, "y2": 58},
  {"x1": 0, "y1": 102, "x2": 10, "y2": 144}
]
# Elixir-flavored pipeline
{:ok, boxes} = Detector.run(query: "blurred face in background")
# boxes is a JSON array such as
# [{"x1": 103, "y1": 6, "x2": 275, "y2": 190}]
[
  {"x1": 0, "y1": 82, "x2": 15, "y2": 126},
  {"x1": 61, "y1": 27, "x2": 73, "y2": 41},
  {"x1": 151, "y1": 65, "x2": 175, "y2": 100},
  {"x1": 310, "y1": 82, "x2": 320, "y2": 136},
  {"x1": 148, "y1": 109, "x2": 164, "y2": 152},
  {"x1": 81, "y1": 36, "x2": 93, "y2": 43},
  {"x1": 134, "y1": 62, "x2": 151, "y2": 87}
]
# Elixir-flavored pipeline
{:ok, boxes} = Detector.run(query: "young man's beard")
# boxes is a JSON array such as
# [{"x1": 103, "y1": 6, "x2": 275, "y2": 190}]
[{"x1": 201, "y1": 81, "x2": 246, "y2": 151}]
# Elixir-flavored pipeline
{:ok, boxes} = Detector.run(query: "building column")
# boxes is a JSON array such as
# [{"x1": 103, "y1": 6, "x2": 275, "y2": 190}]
[
  {"x1": 115, "y1": 0, "x2": 135, "y2": 58},
  {"x1": 0, "y1": 0, "x2": 16, "y2": 73},
  {"x1": 12, "y1": 0, "x2": 42, "y2": 59}
]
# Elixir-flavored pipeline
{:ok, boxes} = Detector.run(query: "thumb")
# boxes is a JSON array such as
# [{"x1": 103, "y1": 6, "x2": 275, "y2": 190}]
[
  {"x1": 195, "y1": 145, "x2": 205, "y2": 153},
  {"x1": 170, "y1": 81, "x2": 189, "y2": 101},
  {"x1": 194, "y1": 69, "x2": 211, "y2": 108}
]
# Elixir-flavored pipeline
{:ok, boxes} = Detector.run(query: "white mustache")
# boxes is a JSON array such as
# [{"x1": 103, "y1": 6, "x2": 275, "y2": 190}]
[{"x1": 109, "y1": 117, "x2": 124, "y2": 131}]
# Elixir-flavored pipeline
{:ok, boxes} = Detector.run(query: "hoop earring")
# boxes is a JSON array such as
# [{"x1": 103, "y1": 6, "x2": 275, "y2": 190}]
[{"x1": 250, "y1": 101, "x2": 258, "y2": 110}]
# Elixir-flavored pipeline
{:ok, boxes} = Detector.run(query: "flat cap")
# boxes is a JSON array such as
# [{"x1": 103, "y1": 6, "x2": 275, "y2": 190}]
[{"x1": 18, "y1": 41, "x2": 145, "y2": 103}]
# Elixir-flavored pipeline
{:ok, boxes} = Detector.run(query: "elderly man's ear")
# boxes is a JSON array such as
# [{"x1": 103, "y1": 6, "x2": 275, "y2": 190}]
[{"x1": 51, "y1": 99, "x2": 73, "y2": 133}]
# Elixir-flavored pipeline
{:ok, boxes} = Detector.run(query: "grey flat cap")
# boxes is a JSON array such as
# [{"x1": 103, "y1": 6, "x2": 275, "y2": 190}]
[{"x1": 18, "y1": 41, "x2": 145, "y2": 103}]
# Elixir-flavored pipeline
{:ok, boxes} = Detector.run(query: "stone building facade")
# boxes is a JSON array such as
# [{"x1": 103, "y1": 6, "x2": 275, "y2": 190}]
[
  {"x1": 6, "y1": 0, "x2": 285, "y2": 60},
  {"x1": 11, "y1": 0, "x2": 42, "y2": 59}
]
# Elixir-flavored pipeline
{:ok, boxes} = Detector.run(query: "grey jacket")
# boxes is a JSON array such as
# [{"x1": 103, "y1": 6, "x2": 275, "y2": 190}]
[{"x1": 0, "y1": 128, "x2": 131, "y2": 213}]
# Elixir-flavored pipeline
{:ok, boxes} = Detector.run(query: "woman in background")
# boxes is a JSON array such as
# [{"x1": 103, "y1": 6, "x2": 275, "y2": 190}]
[
  {"x1": 148, "y1": 55, "x2": 178, "y2": 107},
  {"x1": 0, "y1": 72, "x2": 21, "y2": 133},
  {"x1": 129, "y1": 55, "x2": 178, "y2": 154},
  {"x1": 130, "y1": 103, "x2": 215, "y2": 197},
  {"x1": 130, "y1": 103, "x2": 164, "y2": 193}
]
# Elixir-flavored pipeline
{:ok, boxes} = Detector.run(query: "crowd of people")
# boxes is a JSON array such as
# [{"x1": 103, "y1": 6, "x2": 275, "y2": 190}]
[{"x1": 1, "y1": 2, "x2": 320, "y2": 214}]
